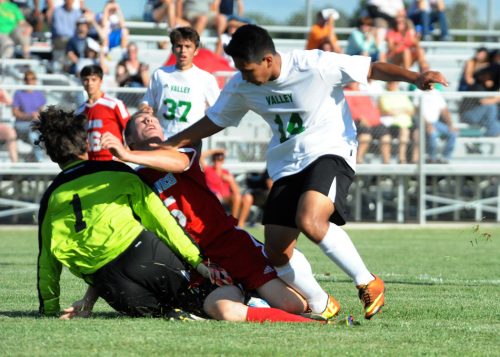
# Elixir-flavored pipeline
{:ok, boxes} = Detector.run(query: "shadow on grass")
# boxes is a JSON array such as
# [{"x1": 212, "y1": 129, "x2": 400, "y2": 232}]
[{"x1": 0, "y1": 311, "x2": 121, "y2": 319}]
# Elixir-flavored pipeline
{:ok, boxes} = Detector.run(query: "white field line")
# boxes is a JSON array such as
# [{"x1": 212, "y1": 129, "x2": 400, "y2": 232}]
[{"x1": 314, "y1": 273, "x2": 500, "y2": 285}]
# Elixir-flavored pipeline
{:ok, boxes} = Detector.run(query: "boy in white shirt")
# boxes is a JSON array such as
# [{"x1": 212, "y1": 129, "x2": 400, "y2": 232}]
[
  {"x1": 159, "y1": 24, "x2": 448, "y2": 321},
  {"x1": 140, "y1": 27, "x2": 220, "y2": 139}
]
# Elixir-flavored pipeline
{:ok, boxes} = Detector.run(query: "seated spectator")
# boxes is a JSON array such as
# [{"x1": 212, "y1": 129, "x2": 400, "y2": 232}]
[
  {"x1": 459, "y1": 51, "x2": 500, "y2": 137},
  {"x1": 306, "y1": 9, "x2": 342, "y2": 53},
  {"x1": 0, "y1": 0, "x2": 32, "y2": 59},
  {"x1": 421, "y1": 89, "x2": 457, "y2": 163},
  {"x1": 12, "y1": 70, "x2": 46, "y2": 162},
  {"x1": 365, "y1": 0, "x2": 406, "y2": 45},
  {"x1": 178, "y1": 0, "x2": 227, "y2": 42},
  {"x1": 116, "y1": 43, "x2": 150, "y2": 87},
  {"x1": 386, "y1": 15, "x2": 427, "y2": 70},
  {"x1": 318, "y1": 39, "x2": 335, "y2": 52},
  {"x1": 75, "y1": 37, "x2": 109, "y2": 76},
  {"x1": 143, "y1": 0, "x2": 187, "y2": 28},
  {"x1": 243, "y1": 169, "x2": 272, "y2": 225},
  {"x1": 407, "y1": 0, "x2": 451, "y2": 41},
  {"x1": 379, "y1": 81, "x2": 417, "y2": 164},
  {"x1": 202, "y1": 149, "x2": 253, "y2": 228},
  {"x1": 66, "y1": 16, "x2": 92, "y2": 74},
  {"x1": 11, "y1": 0, "x2": 44, "y2": 34},
  {"x1": 0, "y1": 89, "x2": 18, "y2": 163},
  {"x1": 116, "y1": 42, "x2": 150, "y2": 107},
  {"x1": 345, "y1": 82, "x2": 391, "y2": 164},
  {"x1": 346, "y1": 17, "x2": 382, "y2": 62},
  {"x1": 215, "y1": 17, "x2": 249, "y2": 63},
  {"x1": 98, "y1": 0, "x2": 129, "y2": 52},
  {"x1": 458, "y1": 47, "x2": 490, "y2": 92},
  {"x1": 46, "y1": 0, "x2": 85, "y2": 24},
  {"x1": 50, "y1": 0, "x2": 83, "y2": 69},
  {"x1": 218, "y1": 0, "x2": 252, "y2": 24}
]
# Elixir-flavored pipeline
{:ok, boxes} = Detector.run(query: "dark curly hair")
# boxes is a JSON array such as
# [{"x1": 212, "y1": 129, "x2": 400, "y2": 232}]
[{"x1": 32, "y1": 106, "x2": 88, "y2": 164}]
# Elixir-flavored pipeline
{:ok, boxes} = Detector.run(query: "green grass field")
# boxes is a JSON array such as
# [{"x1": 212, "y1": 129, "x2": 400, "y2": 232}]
[{"x1": 1, "y1": 225, "x2": 499, "y2": 356}]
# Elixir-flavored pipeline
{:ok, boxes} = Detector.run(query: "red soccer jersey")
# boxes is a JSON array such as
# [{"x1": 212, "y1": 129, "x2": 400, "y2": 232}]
[
  {"x1": 76, "y1": 93, "x2": 130, "y2": 161},
  {"x1": 137, "y1": 148, "x2": 238, "y2": 249}
]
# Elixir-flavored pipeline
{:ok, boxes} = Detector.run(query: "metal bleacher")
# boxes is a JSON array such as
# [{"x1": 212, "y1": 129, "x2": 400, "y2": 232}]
[{"x1": 0, "y1": 23, "x2": 499, "y2": 224}]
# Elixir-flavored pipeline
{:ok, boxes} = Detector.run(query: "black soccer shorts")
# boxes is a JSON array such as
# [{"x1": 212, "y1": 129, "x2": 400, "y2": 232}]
[
  {"x1": 91, "y1": 230, "x2": 211, "y2": 317},
  {"x1": 262, "y1": 155, "x2": 355, "y2": 228}
]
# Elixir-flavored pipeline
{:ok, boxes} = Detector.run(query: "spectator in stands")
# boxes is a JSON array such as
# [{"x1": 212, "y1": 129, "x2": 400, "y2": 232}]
[
  {"x1": 11, "y1": 0, "x2": 44, "y2": 35},
  {"x1": 379, "y1": 81, "x2": 417, "y2": 164},
  {"x1": 45, "y1": 0, "x2": 85, "y2": 24},
  {"x1": 178, "y1": 0, "x2": 227, "y2": 43},
  {"x1": 115, "y1": 42, "x2": 150, "y2": 107},
  {"x1": 0, "y1": 0, "x2": 32, "y2": 59},
  {"x1": 407, "y1": 0, "x2": 451, "y2": 41},
  {"x1": 306, "y1": 9, "x2": 342, "y2": 53},
  {"x1": 346, "y1": 17, "x2": 382, "y2": 62},
  {"x1": 66, "y1": 16, "x2": 95, "y2": 74},
  {"x1": 386, "y1": 15, "x2": 427, "y2": 70},
  {"x1": 140, "y1": 27, "x2": 220, "y2": 139},
  {"x1": 460, "y1": 97, "x2": 500, "y2": 138},
  {"x1": 143, "y1": 0, "x2": 187, "y2": 28},
  {"x1": 116, "y1": 43, "x2": 150, "y2": 88},
  {"x1": 74, "y1": 37, "x2": 109, "y2": 76},
  {"x1": 98, "y1": 0, "x2": 129, "y2": 53},
  {"x1": 218, "y1": 0, "x2": 252, "y2": 24},
  {"x1": 215, "y1": 16, "x2": 249, "y2": 64},
  {"x1": 459, "y1": 50, "x2": 500, "y2": 137},
  {"x1": 12, "y1": 70, "x2": 46, "y2": 162},
  {"x1": 203, "y1": 149, "x2": 253, "y2": 228},
  {"x1": 50, "y1": 0, "x2": 83, "y2": 69},
  {"x1": 345, "y1": 81, "x2": 391, "y2": 164},
  {"x1": 416, "y1": 87, "x2": 457, "y2": 164},
  {"x1": 0, "y1": 89, "x2": 18, "y2": 163},
  {"x1": 458, "y1": 47, "x2": 491, "y2": 92},
  {"x1": 76, "y1": 64, "x2": 130, "y2": 161},
  {"x1": 245, "y1": 169, "x2": 272, "y2": 209},
  {"x1": 365, "y1": 0, "x2": 406, "y2": 45}
]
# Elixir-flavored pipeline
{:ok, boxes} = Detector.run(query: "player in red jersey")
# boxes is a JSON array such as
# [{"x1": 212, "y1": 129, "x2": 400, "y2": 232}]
[
  {"x1": 76, "y1": 65, "x2": 130, "y2": 161},
  {"x1": 101, "y1": 111, "x2": 310, "y2": 316}
]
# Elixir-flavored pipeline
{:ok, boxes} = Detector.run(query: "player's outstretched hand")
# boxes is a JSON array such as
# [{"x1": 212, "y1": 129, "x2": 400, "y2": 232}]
[
  {"x1": 60, "y1": 299, "x2": 94, "y2": 320},
  {"x1": 101, "y1": 132, "x2": 128, "y2": 160},
  {"x1": 415, "y1": 71, "x2": 448, "y2": 90}
]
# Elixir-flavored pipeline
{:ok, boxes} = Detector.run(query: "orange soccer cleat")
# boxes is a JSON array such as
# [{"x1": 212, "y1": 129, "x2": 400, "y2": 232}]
[{"x1": 357, "y1": 274, "x2": 385, "y2": 320}]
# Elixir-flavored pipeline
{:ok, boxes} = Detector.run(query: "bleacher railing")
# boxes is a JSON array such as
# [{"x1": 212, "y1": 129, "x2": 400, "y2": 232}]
[{"x1": 0, "y1": 84, "x2": 499, "y2": 224}]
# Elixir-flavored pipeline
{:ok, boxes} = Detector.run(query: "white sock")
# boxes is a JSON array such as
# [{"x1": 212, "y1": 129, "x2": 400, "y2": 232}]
[
  {"x1": 318, "y1": 223, "x2": 374, "y2": 286},
  {"x1": 274, "y1": 249, "x2": 328, "y2": 314}
]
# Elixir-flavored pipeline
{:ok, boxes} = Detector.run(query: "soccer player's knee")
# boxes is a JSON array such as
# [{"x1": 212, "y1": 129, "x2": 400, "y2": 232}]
[{"x1": 295, "y1": 213, "x2": 320, "y2": 238}]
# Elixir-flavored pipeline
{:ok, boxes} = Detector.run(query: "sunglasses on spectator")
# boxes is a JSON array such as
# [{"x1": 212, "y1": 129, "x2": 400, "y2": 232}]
[{"x1": 25, "y1": 76, "x2": 37, "y2": 81}]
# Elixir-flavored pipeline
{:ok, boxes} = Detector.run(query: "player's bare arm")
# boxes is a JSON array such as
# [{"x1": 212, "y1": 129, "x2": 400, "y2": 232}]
[
  {"x1": 163, "y1": 116, "x2": 225, "y2": 149},
  {"x1": 101, "y1": 132, "x2": 190, "y2": 173},
  {"x1": 369, "y1": 62, "x2": 448, "y2": 90}
]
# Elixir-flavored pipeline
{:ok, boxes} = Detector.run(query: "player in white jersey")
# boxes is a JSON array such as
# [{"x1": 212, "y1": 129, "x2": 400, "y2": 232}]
[
  {"x1": 140, "y1": 27, "x2": 220, "y2": 139},
  {"x1": 158, "y1": 24, "x2": 448, "y2": 321}
]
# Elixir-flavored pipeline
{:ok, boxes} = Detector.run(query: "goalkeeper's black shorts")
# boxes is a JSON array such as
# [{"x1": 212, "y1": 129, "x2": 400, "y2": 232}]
[{"x1": 90, "y1": 229, "x2": 214, "y2": 317}]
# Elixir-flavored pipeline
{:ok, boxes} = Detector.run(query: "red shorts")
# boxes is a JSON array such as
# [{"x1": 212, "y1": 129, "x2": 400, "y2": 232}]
[{"x1": 202, "y1": 228, "x2": 277, "y2": 291}]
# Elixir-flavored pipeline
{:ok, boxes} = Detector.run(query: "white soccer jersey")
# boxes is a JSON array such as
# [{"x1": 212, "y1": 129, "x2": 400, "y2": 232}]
[
  {"x1": 142, "y1": 64, "x2": 220, "y2": 138},
  {"x1": 206, "y1": 50, "x2": 371, "y2": 181}
]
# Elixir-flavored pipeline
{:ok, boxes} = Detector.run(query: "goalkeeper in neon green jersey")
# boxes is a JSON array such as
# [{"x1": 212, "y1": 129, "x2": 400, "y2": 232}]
[{"x1": 35, "y1": 106, "x2": 214, "y2": 317}]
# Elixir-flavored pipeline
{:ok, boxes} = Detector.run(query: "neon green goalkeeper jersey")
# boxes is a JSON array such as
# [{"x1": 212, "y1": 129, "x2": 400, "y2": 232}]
[{"x1": 37, "y1": 160, "x2": 203, "y2": 316}]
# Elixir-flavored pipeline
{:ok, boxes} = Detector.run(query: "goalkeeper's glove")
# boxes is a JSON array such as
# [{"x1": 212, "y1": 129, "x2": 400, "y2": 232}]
[{"x1": 196, "y1": 259, "x2": 233, "y2": 286}]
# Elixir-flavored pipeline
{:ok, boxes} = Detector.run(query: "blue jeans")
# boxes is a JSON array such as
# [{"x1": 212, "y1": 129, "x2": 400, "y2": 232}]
[
  {"x1": 462, "y1": 104, "x2": 500, "y2": 137},
  {"x1": 410, "y1": 10, "x2": 450, "y2": 38},
  {"x1": 427, "y1": 121, "x2": 457, "y2": 161}
]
